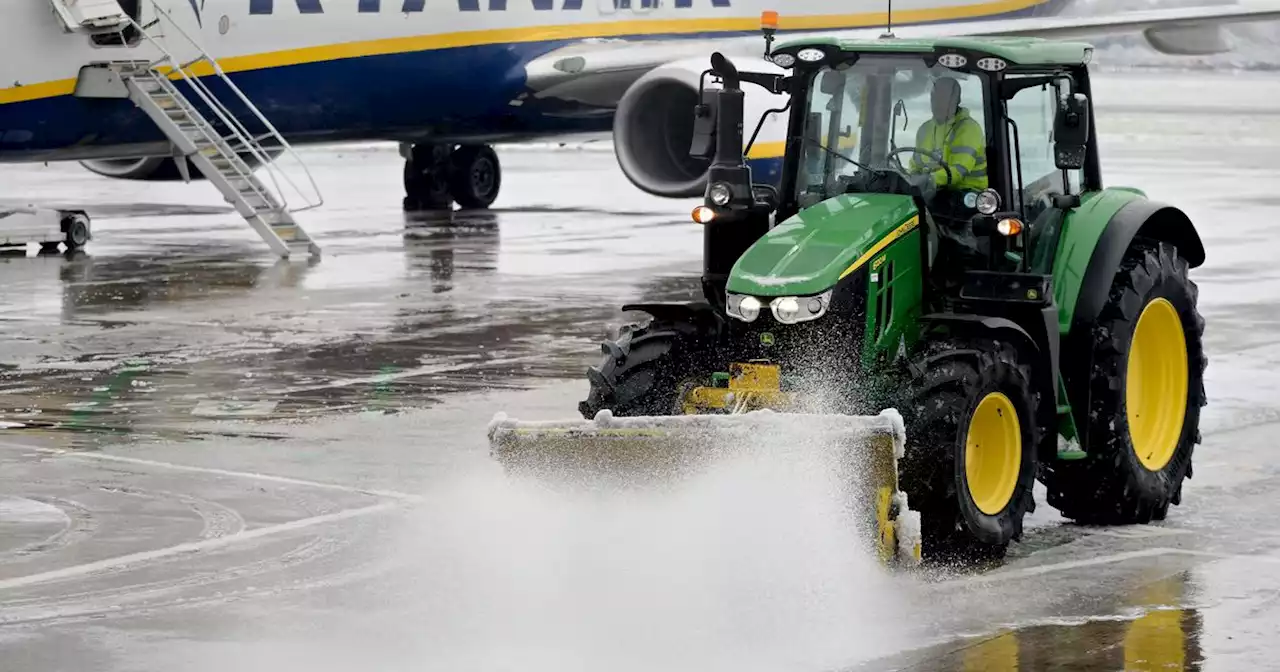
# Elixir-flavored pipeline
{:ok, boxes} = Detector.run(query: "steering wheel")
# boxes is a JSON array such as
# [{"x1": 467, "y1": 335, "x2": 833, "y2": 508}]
[{"x1": 886, "y1": 146, "x2": 954, "y2": 187}]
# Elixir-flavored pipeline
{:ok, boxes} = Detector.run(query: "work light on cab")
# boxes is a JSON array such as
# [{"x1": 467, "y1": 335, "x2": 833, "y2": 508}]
[{"x1": 709, "y1": 182, "x2": 733, "y2": 206}]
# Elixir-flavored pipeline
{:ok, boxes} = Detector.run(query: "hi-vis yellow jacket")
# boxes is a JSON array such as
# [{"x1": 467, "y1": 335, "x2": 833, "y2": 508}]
[{"x1": 910, "y1": 107, "x2": 989, "y2": 191}]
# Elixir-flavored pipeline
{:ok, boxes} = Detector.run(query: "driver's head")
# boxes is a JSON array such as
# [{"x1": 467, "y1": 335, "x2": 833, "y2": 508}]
[{"x1": 930, "y1": 77, "x2": 962, "y2": 123}]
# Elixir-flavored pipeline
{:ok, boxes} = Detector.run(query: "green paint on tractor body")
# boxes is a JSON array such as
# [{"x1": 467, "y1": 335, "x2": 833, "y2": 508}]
[{"x1": 727, "y1": 193, "x2": 917, "y2": 297}]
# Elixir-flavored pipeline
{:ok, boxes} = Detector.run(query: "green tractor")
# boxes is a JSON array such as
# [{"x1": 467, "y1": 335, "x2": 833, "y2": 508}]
[{"x1": 490, "y1": 36, "x2": 1207, "y2": 564}]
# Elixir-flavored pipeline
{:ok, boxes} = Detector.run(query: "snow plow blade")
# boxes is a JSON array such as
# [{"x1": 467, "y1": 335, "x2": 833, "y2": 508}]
[{"x1": 487, "y1": 408, "x2": 922, "y2": 566}]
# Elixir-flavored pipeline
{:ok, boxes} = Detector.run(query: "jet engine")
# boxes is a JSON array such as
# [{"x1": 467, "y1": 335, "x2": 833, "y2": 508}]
[
  {"x1": 79, "y1": 149, "x2": 285, "y2": 181},
  {"x1": 612, "y1": 56, "x2": 789, "y2": 199},
  {"x1": 80, "y1": 156, "x2": 189, "y2": 181}
]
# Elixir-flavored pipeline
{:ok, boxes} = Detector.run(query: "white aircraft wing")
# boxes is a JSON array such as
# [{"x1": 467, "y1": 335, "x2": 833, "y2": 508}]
[
  {"x1": 524, "y1": 1, "x2": 1280, "y2": 103},
  {"x1": 891, "y1": 1, "x2": 1280, "y2": 42}
]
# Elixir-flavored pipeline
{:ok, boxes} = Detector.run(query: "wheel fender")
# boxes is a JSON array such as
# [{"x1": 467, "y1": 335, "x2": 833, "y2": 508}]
[
  {"x1": 1062, "y1": 199, "x2": 1204, "y2": 450},
  {"x1": 621, "y1": 302, "x2": 725, "y2": 334},
  {"x1": 920, "y1": 313, "x2": 1040, "y2": 358},
  {"x1": 1072, "y1": 200, "x2": 1204, "y2": 334}
]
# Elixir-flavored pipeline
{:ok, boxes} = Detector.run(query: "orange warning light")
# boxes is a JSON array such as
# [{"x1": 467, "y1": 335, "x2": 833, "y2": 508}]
[{"x1": 761, "y1": 10, "x2": 779, "y2": 30}]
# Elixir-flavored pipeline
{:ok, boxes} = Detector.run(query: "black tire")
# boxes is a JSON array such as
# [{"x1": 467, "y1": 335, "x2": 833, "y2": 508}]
[
  {"x1": 63, "y1": 214, "x2": 90, "y2": 251},
  {"x1": 895, "y1": 335, "x2": 1042, "y2": 562},
  {"x1": 403, "y1": 144, "x2": 453, "y2": 211},
  {"x1": 1044, "y1": 238, "x2": 1206, "y2": 525},
  {"x1": 578, "y1": 313, "x2": 721, "y2": 419},
  {"x1": 449, "y1": 145, "x2": 502, "y2": 210}
]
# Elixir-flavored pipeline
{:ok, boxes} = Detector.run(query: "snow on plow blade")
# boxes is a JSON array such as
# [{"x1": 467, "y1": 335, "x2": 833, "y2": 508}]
[{"x1": 487, "y1": 408, "x2": 922, "y2": 566}]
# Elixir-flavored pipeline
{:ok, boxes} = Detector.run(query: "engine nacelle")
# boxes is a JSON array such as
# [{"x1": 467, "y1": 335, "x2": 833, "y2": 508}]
[
  {"x1": 79, "y1": 156, "x2": 190, "y2": 181},
  {"x1": 612, "y1": 55, "x2": 791, "y2": 199},
  {"x1": 1142, "y1": 25, "x2": 1234, "y2": 55},
  {"x1": 79, "y1": 149, "x2": 286, "y2": 181}
]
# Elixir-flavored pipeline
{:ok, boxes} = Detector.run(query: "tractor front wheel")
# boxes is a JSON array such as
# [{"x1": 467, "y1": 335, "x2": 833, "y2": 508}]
[
  {"x1": 1044, "y1": 238, "x2": 1206, "y2": 524},
  {"x1": 578, "y1": 310, "x2": 722, "y2": 419},
  {"x1": 896, "y1": 336, "x2": 1042, "y2": 563}
]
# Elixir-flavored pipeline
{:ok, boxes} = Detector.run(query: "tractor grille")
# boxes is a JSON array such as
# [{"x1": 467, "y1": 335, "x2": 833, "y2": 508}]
[{"x1": 726, "y1": 267, "x2": 871, "y2": 391}]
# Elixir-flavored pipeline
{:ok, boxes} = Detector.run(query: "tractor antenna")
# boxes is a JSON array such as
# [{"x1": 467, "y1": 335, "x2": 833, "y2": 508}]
[{"x1": 881, "y1": 0, "x2": 895, "y2": 38}]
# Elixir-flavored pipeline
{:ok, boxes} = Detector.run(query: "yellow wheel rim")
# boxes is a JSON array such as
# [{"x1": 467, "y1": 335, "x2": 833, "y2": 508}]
[
  {"x1": 965, "y1": 392, "x2": 1022, "y2": 516},
  {"x1": 1126, "y1": 297, "x2": 1189, "y2": 471}
]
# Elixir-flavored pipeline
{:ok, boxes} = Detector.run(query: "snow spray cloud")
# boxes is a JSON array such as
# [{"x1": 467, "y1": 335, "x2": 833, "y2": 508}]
[{"x1": 384, "y1": 417, "x2": 922, "y2": 672}]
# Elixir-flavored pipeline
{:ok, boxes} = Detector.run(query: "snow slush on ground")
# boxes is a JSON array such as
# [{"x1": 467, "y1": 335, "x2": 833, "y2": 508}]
[{"x1": 219, "y1": 410, "x2": 927, "y2": 672}]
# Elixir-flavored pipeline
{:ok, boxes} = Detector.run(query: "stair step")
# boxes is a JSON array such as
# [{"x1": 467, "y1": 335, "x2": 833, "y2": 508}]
[
  {"x1": 287, "y1": 242, "x2": 315, "y2": 258},
  {"x1": 261, "y1": 211, "x2": 293, "y2": 225},
  {"x1": 118, "y1": 62, "x2": 319, "y2": 258}
]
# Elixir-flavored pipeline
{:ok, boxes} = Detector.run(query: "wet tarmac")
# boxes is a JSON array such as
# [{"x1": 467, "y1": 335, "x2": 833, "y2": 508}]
[{"x1": 0, "y1": 70, "x2": 1279, "y2": 671}]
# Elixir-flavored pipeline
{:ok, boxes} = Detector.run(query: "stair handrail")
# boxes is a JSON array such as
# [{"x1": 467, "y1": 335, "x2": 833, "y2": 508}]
[
  {"x1": 122, "y1": 30, "x2": 294, "y2": 213},
  {"x1": 126, "y1": 1, "x2": 325, "y2": 213},
  {"x1": 131, "y1": 68, "x2": 283, "y2": 214}
]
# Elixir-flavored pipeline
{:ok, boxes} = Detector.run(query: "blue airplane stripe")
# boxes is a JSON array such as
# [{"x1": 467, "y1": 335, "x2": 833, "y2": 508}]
[{"x1": 0, "y1": 0, "x2": 1069, "y2": 160}]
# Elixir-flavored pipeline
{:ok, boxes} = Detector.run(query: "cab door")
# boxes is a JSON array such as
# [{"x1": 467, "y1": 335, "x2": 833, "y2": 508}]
[{"x1": 1002, "y1": 73, "x2": 1083, "y2": 274}]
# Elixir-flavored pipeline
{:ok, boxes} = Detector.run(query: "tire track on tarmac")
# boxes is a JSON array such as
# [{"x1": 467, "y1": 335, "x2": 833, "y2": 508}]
[
  {"x1": 0, "y1": 497, "x2": 96, "y2": 562},
  {"x1": 0, "y1": 534, "x2": 347, "y2": 627}
]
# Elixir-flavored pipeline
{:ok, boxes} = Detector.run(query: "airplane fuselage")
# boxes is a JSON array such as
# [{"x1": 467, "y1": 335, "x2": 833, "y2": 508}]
[{"x1": 0, "y1": 0, "x2": 1065, "y2": 163}]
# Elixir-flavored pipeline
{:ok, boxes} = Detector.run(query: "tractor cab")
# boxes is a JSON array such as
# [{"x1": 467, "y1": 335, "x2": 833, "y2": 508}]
[
  {"x1": 771, "y1": 38, "x2": 1098, "y2": 282},
  {"x1": 689, "y1": 36, "x2": 1099, "y2": 310}
]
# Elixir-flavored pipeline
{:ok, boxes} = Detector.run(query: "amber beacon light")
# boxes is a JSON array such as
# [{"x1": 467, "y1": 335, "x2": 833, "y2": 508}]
[{"x1": 760, "y1": 11, "x2": 778, "y2": 56}]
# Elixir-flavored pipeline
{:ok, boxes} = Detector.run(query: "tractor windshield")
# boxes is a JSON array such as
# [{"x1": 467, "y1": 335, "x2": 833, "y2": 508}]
[{"x1": 795, "y1": 55, "x2": 989, "y2": 207}]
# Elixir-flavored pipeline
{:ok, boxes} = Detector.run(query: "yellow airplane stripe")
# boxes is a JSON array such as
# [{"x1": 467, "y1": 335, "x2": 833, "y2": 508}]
[
  {"x1": 838, "y1": 214, "x2": 920, "y2": 280},
  {"x1": 0, "y1": 0, "x2": 1046, "y2": 105}
]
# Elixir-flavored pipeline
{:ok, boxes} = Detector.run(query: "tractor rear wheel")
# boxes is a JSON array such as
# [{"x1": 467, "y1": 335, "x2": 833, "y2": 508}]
[
  {"x1": 1044, "y1": 239, "x2": 1206, "y2": 524},
  {"x1": 578, "y1": 310, "x2": 722, "y2": 419},
  {"x1": 896, "y1": 335, "x2": 1042, "y2": 563}
]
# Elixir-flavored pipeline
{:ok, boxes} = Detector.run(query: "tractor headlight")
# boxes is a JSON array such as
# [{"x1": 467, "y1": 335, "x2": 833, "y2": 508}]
[
  {"x1": 975, "y1": 188, "x2": 1000, "y2": 215},
  {"x1": 727, "y1": 293, "x2": 762, "y2": 322},
  {"x1": 709, "y1": 182, "x2": 733, "y2": 207},
  {"x1": 770, "y1": 289, "x2": 833, "y2": 325},
  {"x1": 774, "y1": 297, "x2": 800, "y2": 322}
]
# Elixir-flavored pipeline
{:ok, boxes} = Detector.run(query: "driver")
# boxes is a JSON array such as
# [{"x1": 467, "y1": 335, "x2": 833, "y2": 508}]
[
  {"x1": 908, "y1": 76, "x2": 988, "y2": 284},
  {"x1": 909, "y1": 76, "x2": 988, "y2": 193}
]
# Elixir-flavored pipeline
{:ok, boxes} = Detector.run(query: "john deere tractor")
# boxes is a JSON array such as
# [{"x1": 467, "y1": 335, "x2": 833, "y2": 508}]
[{"x1": 491, "y1": 36, "x2": 1207, "y2": 563}]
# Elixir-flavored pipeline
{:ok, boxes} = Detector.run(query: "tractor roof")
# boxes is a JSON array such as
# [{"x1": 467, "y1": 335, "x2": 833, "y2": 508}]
[{"x1": 774, "y1": 35, "x2": 1094, "y2": 67}]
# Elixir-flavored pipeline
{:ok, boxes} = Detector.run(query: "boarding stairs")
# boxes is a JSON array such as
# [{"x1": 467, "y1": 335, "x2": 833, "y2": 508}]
[{"x1": 58, "y1": 0, "x2": 324, "y2": 259}]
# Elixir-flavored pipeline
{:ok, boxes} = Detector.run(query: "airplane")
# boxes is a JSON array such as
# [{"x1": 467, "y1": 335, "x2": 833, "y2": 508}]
[{"x1": 3, "y1": 0, "x2": 1279, "y2": 257}]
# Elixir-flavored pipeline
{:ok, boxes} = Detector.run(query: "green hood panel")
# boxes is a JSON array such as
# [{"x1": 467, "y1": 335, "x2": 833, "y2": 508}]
[{"x1": 727, "y1": 193, "x2": 919, "y2": 297}]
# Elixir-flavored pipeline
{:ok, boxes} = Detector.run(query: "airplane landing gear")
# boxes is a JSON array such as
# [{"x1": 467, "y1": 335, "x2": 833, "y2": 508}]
[{"x1": 403, "y1": 143, "x2": 502, "y2": 211}]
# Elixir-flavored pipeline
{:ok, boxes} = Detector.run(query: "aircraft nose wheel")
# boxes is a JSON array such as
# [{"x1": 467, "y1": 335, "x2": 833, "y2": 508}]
[{"x1": 449, "y1": 145, "x2": 502, "y2": 210}]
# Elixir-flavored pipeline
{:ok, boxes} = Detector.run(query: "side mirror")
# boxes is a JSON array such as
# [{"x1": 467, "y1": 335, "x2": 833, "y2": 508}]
[
  {"x1": 1054, "y1": 92, "x2": 1090, "y2": 170},
  {"x1": 819, "y1": 70, "x2": 844, "y2": 95},
  {"x1": 688, "y1": 88, "x2": 719, "y2": 160}
]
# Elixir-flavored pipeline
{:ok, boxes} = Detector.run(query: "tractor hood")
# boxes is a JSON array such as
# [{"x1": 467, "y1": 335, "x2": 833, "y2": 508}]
[{"x1": 727, "y1": 193, "x2": 919, "y2": 297}]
